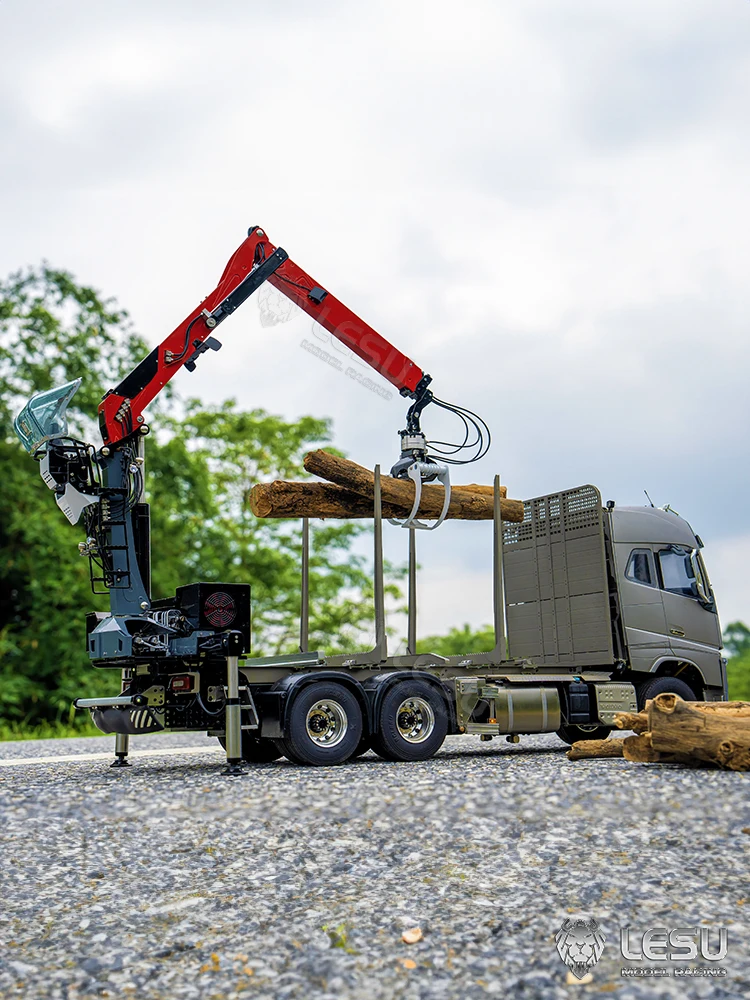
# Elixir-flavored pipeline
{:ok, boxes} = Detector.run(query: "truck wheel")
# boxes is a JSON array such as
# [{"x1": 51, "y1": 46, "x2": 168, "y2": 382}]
[
  {"x1": 556, "y1": 724, "x2": 611, "y2": 745},
  {"x1": 372, "y1": 680, "x2": 448, "y2": 762},
  {"x1": 218, "y1": 734, "x2": 282, "y2": 763},
  {"x1": 636, "y1": 675, "x2": 696, "y2": 710},
  {"x1": 277, "y1": 682, "x2": 363, "y2": 766}
]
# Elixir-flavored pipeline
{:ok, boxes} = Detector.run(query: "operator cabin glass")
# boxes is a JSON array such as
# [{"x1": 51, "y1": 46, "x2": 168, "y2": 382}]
[
  {"x1": 658, "y1": 546, "x2": 697, "y2": 598},
  {"x1": 13, "y1": 378, "x2": 82, "y2": 453}
]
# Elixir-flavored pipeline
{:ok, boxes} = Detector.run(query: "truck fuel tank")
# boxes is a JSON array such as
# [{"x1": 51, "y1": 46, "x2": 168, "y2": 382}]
[
  {"x1": 454, "y1": 679, "x2": 638, "y2": 735},
  {"x1": 455, "y1": 679, "x2": 561, "y2": 735}
]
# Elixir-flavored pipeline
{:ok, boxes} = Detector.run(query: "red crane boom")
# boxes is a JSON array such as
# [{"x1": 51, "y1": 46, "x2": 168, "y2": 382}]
[{"x1": 99, "y1": 226, "x2": 428, "y2": 445}]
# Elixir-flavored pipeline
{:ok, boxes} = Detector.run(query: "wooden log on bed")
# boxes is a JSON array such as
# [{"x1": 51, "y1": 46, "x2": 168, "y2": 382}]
[
  {"x1": 299, "y1": 450, "x2": 524, "y2": 521},
  {"x1": 248, "y1": 479, "x2": 524, "y2": 520},
  {"x1": 248, "y1": 481, "x2": 431, "y2": 520}
]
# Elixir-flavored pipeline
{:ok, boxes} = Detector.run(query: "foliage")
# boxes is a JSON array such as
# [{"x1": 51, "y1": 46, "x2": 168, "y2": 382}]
[
  {"x1": 0, "y1": 267, "x2": 150, "y2": 724},
  {"x1": 726, "y1": 657, "x2": 750, "y2": 702},
  {"x1": 0, "y1": 718, "x2": 101, "y2": 742},
  {"x1": 0, "y1": 265, "x2": 400, "y2": 729},
  {"x1": 0, "y1": 438, "x2": 118, "y2": 722},
  {"x1": 416, "y1": 623, "x2": 497, "y2": 657},
  {"x1": 723, "y1": 622, "x2": 750, "y2": 701},
  {"x1": 722, "y1": 621, "x2": 750, "y2": 659},
  {"x1": 0, "y1": 264, "x2": 150, "y2": 428}
]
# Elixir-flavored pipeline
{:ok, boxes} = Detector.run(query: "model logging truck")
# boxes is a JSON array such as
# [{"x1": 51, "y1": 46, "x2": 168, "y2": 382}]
[{"x1": 13, "y1": 226, "x2": 726, "y2": 770}]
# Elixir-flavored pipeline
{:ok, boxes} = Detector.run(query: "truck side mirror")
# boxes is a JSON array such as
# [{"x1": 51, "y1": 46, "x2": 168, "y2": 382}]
[{"x1": 690, "y1": 549, "x2": 715, "y2": 611}]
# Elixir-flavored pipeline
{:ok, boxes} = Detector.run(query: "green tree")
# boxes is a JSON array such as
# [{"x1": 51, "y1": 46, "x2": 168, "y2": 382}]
[
  {"x1": 0, "y1": 265, "x2": 150, "y2": 726},
  {"x1": 722, "y1": 621, "x2": 750, "y2": 659},
  {"x1": 723, "y1": 621, "x2": 750, "y2": 701},
  {"x1": 0, "y1": 264, "x2": 151, "y2": 429},
  {"x1": 0, "y1": 266, "x2": 398, "y2": 730},
  {"x1": 416, "y1": 623, "x2": 497, "y2": 657}
]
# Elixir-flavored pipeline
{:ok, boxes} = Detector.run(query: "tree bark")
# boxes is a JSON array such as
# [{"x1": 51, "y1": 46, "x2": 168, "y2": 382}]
[
  {"x1": 620, "y1": 733, "x2": 698, "y2": 765},
  {"x1": 566, "y1": 739, "x2": 626, "y2": 760},
  {"x1": 248, "y1": 481, "x2": 448, "y2": 520},
  {"x1": 613, "y1": 711, "x2": 649, "y2": 734},
  {"x1": 645, "y1": 694, "x2": 750, "y2": 770},
  {"x1": 613, "y1": 700, "x2": 750, "y2": 737},
  {"x1": 610, "y1": 696, "x2": 750, "y2": 770},
  {"x1": 302, "y1": 450, "x2": 524, "y2": 522}
]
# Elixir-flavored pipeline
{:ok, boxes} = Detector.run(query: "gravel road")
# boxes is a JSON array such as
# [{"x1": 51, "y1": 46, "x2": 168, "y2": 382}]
[{"x1": 1, "y1": 732, "x2": 748, "y2": 1000}]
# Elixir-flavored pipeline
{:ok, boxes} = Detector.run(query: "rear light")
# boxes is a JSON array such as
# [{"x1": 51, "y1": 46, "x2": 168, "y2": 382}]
[{"x1": 170, "y1": 674, "x2": 194, "y2": 693}]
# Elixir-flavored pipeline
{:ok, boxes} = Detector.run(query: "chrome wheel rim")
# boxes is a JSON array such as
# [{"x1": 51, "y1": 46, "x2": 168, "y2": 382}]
[
  {"x1": 306, "y1": 699, "x2": 348, "y2": 748},
  {"x1": 396, "y1": 697, "x2": 435, "y2": 743}
]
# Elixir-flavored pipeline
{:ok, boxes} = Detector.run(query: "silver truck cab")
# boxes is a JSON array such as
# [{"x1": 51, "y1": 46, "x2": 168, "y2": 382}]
[
  {"x1": 608, "y1": 505, "x2": 725, "y2": 699},
  {"x1": 503, "y1": 486, "x2": 726, "y2": 704}
]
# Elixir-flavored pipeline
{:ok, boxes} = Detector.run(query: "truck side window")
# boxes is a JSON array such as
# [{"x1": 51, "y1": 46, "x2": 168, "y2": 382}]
[
  {"x1": 626, "y1": 549, "x2": 655, "y2": 586},
  {"x1": 657, "y1": 546, "x2": 696, "y2": 598}
]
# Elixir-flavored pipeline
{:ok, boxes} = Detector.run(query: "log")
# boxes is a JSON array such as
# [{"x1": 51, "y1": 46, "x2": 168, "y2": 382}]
[
  {"x1": 683, "y1": 700, "x2": 750, "y2": 715},
  {"x1": 566, "y1": 739, "x2": 626, "y2": 760},
  {"x1": 613, "y1": 711, "x2": 649, "y2": 734},
  {"x1": 248, "y1": 481, "x2": 520, "y2": 520},
  {"x1": 621, "y1": 733, "x2": 700, "y2": 766},
  {"x1": 613, "y1": 700, "x2": 750, "y2": 735},
  {"x1": 303, "y1": 450, "x2": 524, "y2": 522},
  {"x1": 646, "y1": 694, "x2": 750, "y2": 771},
  {"x1": 569, "y1": 698, "x2": 750, "y2": 770},
  {"x1": 248, "y1": 481, "x2": 449, "y2": 520}
]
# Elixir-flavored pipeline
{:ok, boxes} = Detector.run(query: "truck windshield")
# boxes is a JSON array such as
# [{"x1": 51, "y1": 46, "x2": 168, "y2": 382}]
[{"x1": 658, "y1": 546, "x2": 697, "y2": 598}]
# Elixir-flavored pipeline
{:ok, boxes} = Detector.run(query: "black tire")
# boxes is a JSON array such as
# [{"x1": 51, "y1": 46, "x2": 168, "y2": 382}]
[
  {"x1": 276, "y1": 682, "x2": 363, "y2": 766},
  {"x1": 218, "y1": 733, "x2": 282, "y2": 763},
  {"x1": 371, "y1": 680, "x2": 448, "y2": 762},
  {"x1": 636, "y1": 675, "x2": 697, "y2": 711},
  {"x1": 556, "y1": 724, "x2": 611, "y2": 745}
]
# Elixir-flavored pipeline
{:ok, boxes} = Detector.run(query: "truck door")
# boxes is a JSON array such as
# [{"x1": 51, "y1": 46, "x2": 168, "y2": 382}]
[
  {"x1": 655, "y1": 545, "x2": 722, "y2": 658},
  {"x1": 615, "y1": 546, "x2": 669, "y2": 673}
]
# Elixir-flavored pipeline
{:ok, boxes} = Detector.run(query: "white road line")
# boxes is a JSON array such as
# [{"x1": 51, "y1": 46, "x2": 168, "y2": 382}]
[{"x1": 0, "y1": 745, "x2": 223, "y2": 767}]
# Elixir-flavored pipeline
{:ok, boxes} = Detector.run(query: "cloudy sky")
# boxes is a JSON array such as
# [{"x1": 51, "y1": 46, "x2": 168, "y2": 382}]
[{"x1": 3, "y1": 0, "x2": 750, "y2": 643}]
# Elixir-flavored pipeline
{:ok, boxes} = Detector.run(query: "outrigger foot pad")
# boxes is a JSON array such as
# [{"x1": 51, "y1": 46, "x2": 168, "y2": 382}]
[
  {"x1": 221, "y1": 761, "x2": 248, "y2": 776},
  {"x1": 110, "y1": 755, "x2": 132, "y2": 768}
]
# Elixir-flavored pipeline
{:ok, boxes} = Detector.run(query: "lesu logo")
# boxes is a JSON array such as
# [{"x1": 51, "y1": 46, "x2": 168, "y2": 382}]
[
  {"x1": 621, "y1": 926, "x2": 728, "y2": 962},
  {"x1": 556, "y1": 918, "x2": 606, "y2": 979},
  {"x1": 555, "y1": 917, "x2": 729, "y2": 981}
]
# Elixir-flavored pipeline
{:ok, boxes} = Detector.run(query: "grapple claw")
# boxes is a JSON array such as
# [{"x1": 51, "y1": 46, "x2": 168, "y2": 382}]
[{"x1": 388, "y1": 460, "x2": 451, "y2": 530}]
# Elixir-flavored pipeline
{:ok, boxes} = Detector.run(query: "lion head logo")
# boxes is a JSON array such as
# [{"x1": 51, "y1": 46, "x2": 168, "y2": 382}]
[
  {"x1": 257, "y1": 285, "x2": 296, "y2": 328},
  {"x1": 555, "y1": 917, "x2": 606, "y2": 979}
]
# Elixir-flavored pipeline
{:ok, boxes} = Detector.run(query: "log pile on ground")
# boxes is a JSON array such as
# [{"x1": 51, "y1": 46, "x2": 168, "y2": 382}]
[
  {"x1": 566, "y1": 695, "x2": 750, "y2": 771},
  {"x1": 248, "y1": 450, "x2": 525, "y2": 522}
]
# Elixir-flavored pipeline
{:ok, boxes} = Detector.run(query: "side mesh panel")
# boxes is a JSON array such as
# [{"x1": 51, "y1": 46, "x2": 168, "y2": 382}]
[{"x1": 503, "y1": 485, "x2": 612, "y2": 667}]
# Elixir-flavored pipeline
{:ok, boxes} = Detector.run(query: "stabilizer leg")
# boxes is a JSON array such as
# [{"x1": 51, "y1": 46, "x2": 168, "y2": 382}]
[
  {"x1": 111, "y1": 732, "x2": 132, "y2": 768},
  {"x1": 222, "y1": 631, "x2": 248, "y2": 776}
]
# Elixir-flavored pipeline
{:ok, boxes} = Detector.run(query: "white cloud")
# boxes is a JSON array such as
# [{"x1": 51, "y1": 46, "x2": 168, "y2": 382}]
[
  {"x1": 2, "y1": 0, "x2": 750, "y2": 627},
  {"x1": 704, "y1": 534, "x2": 750, "y2": 631}
]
